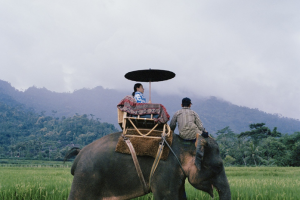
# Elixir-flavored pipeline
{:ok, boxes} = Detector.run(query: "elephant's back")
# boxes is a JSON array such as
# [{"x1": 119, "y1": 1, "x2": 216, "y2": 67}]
[{"x1": 71, "y1": 132, "x2": 122, "y2": 175}]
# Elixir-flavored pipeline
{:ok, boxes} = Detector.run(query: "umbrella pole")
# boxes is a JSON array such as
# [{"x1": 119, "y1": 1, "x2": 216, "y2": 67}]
[{"x1": 149, "y1": 81, "x2": 151, "y2": 103}]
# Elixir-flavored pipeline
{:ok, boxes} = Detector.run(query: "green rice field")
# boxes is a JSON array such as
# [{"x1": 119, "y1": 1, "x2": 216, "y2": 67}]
[{"x1": 0, "y1": 164, "x2": 299, "y2": 200}]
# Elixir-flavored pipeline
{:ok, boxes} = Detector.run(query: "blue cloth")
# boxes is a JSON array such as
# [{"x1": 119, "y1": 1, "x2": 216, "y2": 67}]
[
  {"x1": 129, "y1": 114, "x2": 159, "y2": 118},
  {"x1": 134, "y1": 91, "x2": 146, "y2": 103}
]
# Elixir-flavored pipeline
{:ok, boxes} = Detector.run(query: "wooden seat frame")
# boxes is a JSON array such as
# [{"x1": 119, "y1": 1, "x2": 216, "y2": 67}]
[{"x1": 118, "y1": 109, "x2": 171, "y2": 138}]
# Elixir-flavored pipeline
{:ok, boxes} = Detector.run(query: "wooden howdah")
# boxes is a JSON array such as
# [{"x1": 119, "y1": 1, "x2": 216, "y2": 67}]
[{"x1": 116, "y1": 109, "x2": 172, "y2": 160}]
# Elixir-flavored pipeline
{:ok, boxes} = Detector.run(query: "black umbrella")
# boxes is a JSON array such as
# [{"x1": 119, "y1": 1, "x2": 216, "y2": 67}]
[{"x1": 125, "y1": 69, "x2": 176, "y2": 103}]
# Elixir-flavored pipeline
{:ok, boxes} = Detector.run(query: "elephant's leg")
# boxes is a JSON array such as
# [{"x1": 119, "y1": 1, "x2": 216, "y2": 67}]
[
  {"x1": 68, "y1": 175, "x2": 102, "y2": 200},
  {"x1": 151, "y1": 178, "x2": 187, "y2": 200},
  {"x1": 178, "y1": 183, "x2": 188, "y2": 200},
  {"x1": 68, "y1": 166, "x2": 107, "y2": 200}
]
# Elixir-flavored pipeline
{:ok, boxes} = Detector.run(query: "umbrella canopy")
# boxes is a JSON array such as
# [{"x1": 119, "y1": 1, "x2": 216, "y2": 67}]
[
  {"x1": 125, "y1": 69, "x2": 175, "y2": 82},
  {"x1": 125, "y1": 69, "x2": 176, "y2": 103}
]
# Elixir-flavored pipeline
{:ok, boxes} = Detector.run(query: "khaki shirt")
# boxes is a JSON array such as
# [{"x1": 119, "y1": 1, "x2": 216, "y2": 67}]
[{"x1": 169, "y1": 107, "x2": 204, "y2": 140}]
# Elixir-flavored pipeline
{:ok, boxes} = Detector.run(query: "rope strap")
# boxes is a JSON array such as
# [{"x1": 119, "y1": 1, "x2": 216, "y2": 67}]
[
  {"x1": 149, "y1": 139, "x2": 165, "y2": 187},
  {"x1": 162, "y1": 136, "x2": 187, "y2": 177},
  {"x1": 123, "y1": 136, "x2": 149, "y2": 194},
  {"x1": 127, "y1": 118, "x2": 159, "y2": 136},
  {"x1": 122, "y1": 130, "x2": 187, "y2": 194}
]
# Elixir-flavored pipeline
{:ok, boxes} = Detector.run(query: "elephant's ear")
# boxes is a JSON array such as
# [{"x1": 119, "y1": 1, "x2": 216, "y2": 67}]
[{"x1": 195, "y1": 136, "x2": 207, "y2": 170}]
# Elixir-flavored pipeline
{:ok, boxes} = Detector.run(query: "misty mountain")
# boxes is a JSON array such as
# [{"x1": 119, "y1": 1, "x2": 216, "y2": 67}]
[{"x1": 1, "y1": 79, "x2": 300, "y2": 134}]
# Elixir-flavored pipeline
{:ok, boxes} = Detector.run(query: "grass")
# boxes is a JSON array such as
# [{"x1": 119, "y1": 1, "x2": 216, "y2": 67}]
[
  {"x1": 0, "y1": 164, "x2": 300, "y2": 199},
  {"x1": 0, "y1": 167, "x2": 72, "y2": 200},
  {"x1": 226, "y1": 167, "x2": 300, "y2": 200}
]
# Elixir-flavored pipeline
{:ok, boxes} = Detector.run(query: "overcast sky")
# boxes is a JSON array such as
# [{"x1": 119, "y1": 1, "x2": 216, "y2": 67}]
[{"x1": 0, "y1": 1, "x2": 299, "y2": 120}]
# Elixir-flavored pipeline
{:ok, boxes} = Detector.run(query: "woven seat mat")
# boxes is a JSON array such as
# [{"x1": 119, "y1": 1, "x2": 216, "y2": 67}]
[{"x1": 115, "y1": 129, "x2": 173, "y2": 160}]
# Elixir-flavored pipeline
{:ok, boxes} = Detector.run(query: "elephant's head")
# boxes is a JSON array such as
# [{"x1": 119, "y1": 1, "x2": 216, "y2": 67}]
[{"x1": 186, "y1": 135, "x2": 231, "y2": 200}]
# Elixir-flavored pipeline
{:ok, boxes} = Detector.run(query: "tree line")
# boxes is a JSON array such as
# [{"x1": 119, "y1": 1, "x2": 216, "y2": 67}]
[{"x1": 215, "y1": 123, "x2": 300, "y2": 166}]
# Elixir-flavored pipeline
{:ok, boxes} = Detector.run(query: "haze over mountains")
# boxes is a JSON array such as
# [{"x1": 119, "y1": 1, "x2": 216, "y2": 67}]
[{"x1": 1, "y1": 79, "x2": 299, "y2": 134}]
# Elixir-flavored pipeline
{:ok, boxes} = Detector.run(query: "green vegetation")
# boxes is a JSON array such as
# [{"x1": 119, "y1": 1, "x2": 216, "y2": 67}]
[
  {"x1": 215, "y1": 124, "x2": 300, "y2": 166},
  {"x1": 0, "y1": 166, "x2": 71, "y2": 200},
  {"x1": 226, "y1": 167, "x2": 300, "y2": 200},
  {"x1": 1, "y1": 166, "x2": 299, "y2": 200},
  {"x1": 185, "y1": 167, "x2": 300, "y2": 199},
  {"x1": 0, "y1": 96, "x2": 119, "y2": 160}
]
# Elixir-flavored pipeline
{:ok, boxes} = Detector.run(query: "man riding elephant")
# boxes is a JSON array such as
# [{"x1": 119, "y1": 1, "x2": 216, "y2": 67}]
[{"x1": 170, "y1": 97, "x2": 208, "y2": 144}]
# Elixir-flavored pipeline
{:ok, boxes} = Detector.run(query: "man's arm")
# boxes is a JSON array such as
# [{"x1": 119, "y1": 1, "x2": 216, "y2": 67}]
[
  {"x1": 194, "y1": 111, "x2": 204, "y2": 132},
  {"x1": 169, "y1": 112, "x2": 178, "y2": 131}
]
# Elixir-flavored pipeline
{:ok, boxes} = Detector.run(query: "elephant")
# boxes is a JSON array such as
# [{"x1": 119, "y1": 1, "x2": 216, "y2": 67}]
[{"x1": 65, "y1": 132, "x2": 231, "y2": 200}]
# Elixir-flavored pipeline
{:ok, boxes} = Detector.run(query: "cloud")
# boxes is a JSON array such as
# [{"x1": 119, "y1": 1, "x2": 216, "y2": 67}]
[{"x1": 0, "y1": 0, "x2": 299, "y2": 119}]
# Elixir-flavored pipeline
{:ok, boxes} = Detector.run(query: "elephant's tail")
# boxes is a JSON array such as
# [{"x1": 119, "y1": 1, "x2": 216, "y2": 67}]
[{"x1": 64, "y1": 147, "x2": 81, "y2": 163}]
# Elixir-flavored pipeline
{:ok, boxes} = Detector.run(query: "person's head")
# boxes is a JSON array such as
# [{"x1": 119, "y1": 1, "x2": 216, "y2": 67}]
[
  {"x1": 181, "y1": 97, "x2": 192, "y2": 107},
  {"x1": 132, "y1": 83, "x2": 144, "y2": 96}
]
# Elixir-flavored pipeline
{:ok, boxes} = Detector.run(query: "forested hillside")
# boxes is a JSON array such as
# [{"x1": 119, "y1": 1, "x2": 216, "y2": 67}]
[
  {"x1": 0, "y1": 92, "x2": 118, "y2": 160},
  {"x1": 1, "y1": 84, "x2": 300, "y2": 166},
  {"x1": 1, "y1": 79, "x2": 300, "y2": 134}
]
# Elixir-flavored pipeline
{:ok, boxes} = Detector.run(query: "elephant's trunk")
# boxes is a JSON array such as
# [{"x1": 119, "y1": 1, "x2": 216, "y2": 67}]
[{"x1": 212, "y1": 168, "x2": 231, "y2": 200}]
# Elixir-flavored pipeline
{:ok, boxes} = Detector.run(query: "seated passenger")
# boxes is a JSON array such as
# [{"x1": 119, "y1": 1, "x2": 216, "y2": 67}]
[
  {"x1": 117, "y1": 94, "x2": 169, "y2": 123},
  {"x1": 132, "y1": 83, "x2": 146, "y2": 103}
]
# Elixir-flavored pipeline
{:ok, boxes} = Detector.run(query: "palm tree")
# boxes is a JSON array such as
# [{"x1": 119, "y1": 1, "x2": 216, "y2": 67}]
[{"x1": 244, "y1": 142, "x2": 264, "y2": 166}]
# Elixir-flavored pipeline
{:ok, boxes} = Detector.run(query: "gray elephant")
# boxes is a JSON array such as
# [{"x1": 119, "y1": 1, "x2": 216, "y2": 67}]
[{"x1": 65, "y1": 132, "x2": 231, "y2": 200}]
